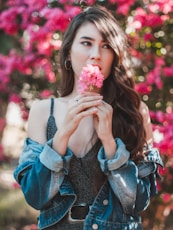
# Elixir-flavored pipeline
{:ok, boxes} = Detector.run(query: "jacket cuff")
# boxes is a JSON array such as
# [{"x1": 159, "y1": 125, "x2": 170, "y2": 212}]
[
  {"x1": 144, "y1": 146, "x2": 164, "y2": 167},
  {"x1": 97, "y1": 138, "x2": 130, "y2": 174},
  {"x1": 39, "y1": 139, "x2": 73, "y2": 173}
]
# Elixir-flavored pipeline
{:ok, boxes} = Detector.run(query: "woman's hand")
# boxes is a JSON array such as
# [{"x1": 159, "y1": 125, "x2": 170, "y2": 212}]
[
  {"x1": 93, "y1": 101, "x2": 116, "y2": 159},
  {"x1": 64, "y1": 93, "x2": 103, "y2": 136},
  {"x1": 52, "y1": 92, "x2": 103, "y2": 155}
]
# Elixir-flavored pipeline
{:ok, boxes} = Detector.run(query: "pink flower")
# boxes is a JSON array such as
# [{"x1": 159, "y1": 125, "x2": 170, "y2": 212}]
[
  {"x1": 143, "y1": 33, "x2": 155, "y2": 41},
  {"x1": 132, "y1": 7, "x2": 164, "y2": 30},
  {"x1": 12, "y1": 182, "x2": 21, "y2": 189},
  {"x1": 9, "y1": 94, "x2": 21, "y2": 103},
  {"x1": 78, "y1": 64, "x2": 104, "y2": 94},
  {"x1": 41, "y1": 8, "x2": 69, "y2": 32},
  {"x1": 146, "y1": 67, "x2": 163, "y2": 89},
  {"x1": 0, "y1": 118, "x2": 6, "y2": 132},
  {"x1": 162, "y1": 193, "x2": 172, "y2": 203},
  {"x1": 135, "y1": 82, "x2": 152, "y2": 95},
  {"x1": 163, "y1": 64, "x2": 173, "y2": 77},
  {"x1": 65, "y1": 6, "x2": 81, "y2": 19},
  {"x1": 40, "y1": 89, "x2": 53, "y2": 99}
]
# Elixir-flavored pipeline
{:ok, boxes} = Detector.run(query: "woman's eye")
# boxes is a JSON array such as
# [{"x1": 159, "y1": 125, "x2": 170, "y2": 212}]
[
  {"x1": 103, "y1": 44, "x2": 111, "y2": 49},
  {"x1": 81, "y1": 41, "x2": 91, "y2": 46}
]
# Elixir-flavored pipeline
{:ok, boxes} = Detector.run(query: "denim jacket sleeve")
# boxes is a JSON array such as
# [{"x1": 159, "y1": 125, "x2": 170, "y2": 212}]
[
  {"x1": 13, "y1": 138, "x2": 73, "y2": 210},
  {"x1": 97, "y1": 138, "x2": 163, "y2": 215}
]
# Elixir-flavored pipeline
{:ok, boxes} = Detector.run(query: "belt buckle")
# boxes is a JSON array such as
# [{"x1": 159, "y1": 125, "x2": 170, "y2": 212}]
[{"x1": 68, "y1": 203, "x2": 89, "y2": 223}]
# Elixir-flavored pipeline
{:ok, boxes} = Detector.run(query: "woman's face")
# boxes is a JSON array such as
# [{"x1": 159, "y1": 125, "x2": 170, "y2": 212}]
[{"x1": 70, "y1": 22, "x2": 114, "y2": 81}]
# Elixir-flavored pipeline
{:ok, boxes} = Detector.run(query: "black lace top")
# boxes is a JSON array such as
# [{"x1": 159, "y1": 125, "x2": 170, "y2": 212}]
[{"x1": 44, "y1": 98, "x2": 105, "y2": 230}]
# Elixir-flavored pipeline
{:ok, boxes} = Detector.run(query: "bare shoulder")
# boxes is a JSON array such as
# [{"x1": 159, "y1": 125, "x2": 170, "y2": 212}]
[
  {"x1": 139, "y1": 101, "x2": 150, "y2": 117},
  {"x1": 27, "y1": 99, "x2": 52, "y2": 144},
  {"x1": 139, "y1": 101, "x2": 153, "y2": 143},
  {"x1": 29, "y1": 99, "x2": 51, "y2": 115}
]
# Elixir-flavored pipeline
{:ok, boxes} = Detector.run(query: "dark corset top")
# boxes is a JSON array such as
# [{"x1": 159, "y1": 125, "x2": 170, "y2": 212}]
[{"x1": 46, "y1": 98, "x2": 105, "y2": 205}]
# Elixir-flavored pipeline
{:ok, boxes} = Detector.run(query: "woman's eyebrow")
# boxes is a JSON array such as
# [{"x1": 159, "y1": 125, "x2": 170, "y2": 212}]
[
  {"x1": 79, "y1": 36, "x2": 106, "y2": 42},
  {"x1": 79, "y1": 36, "x2": 95, "y2": 41}
]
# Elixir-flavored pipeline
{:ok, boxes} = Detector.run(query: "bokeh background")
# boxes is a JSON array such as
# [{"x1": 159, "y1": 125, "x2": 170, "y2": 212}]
[{"x1": 0, "y1": 0, "x2": 173, "y2": 229}]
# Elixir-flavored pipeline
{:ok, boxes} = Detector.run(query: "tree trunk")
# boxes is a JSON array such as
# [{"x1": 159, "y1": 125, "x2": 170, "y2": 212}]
[{"x1": 0, "y1": 102, "x2": 8, "y2": 139}]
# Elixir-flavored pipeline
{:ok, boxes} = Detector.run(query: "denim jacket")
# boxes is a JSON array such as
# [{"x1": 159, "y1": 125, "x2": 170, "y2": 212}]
[{"x1": 14, "y1": 137, "x2": 163, "y2": 230}]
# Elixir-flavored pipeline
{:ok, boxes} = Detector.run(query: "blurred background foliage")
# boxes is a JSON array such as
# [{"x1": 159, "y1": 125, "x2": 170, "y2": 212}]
[{"x1": 0, "y1": 0, "x2": 173, "y2": 229}]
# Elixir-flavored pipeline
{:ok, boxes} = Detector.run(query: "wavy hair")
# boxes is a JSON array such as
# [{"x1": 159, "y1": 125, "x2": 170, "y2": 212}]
[{"x1": 59, "y1": 6, "x2": 146, "y2": 162}]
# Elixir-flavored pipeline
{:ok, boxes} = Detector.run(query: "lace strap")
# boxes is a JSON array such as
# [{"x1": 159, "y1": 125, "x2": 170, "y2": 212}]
[
  {"x1": 50, "y1": 98, "x2": 54, "y2": 116},
  {"x1": 46, "y1": 98, "x2": 57, "y2": 140}
]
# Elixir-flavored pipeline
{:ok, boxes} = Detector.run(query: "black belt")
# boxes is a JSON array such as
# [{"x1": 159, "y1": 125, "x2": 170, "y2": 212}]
[{"x1": 68, "y1": 203, "x2": 90, "y2": 222}]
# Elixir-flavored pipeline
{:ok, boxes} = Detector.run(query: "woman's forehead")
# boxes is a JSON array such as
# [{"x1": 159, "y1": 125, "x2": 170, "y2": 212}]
[{"x1": 74, "y1": 22, "x2": 103, "y2": 40}]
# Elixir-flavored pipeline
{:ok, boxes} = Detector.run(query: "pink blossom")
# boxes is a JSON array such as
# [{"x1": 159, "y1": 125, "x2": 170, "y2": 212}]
[
  {"x1": 0, "y1": 73, "x2": 10, "y2": 87},
  {"x1": 9, "y1": 94, "x2": 21, "y2": 103},
  {"x1": 108, "y1": 0, "x2": 134, "y2": 15},
  {"x1": 148, "y1": 3, "x2": 160, "y2": 14},
  {"x1": 20, "y1": 104, "x2": 29, "y2": 121},
  {"x1": 162, "y1": 193, "x2": 172, "y2": 203},
  {"x1": 149, "y1": 111, "x2": 157, "y2": 121},
  {"x1": 58, "y1": 0, "x2": 76, "y2": 3},
  {"x1": 40, "y1": 89, "x2": 53, "y2": 99},
  {"x1": 12, "y1": 182, "x2": 21, "y2": 189},
  {"x1": 152, "y1": 111, "x2": 173, "y2": 156},
  {"x1": 148, "y1": 0, "x2": 173, "y2": 14},
  {"x1": 155, "y1": 110, "x2": 165, "y2": 123},
  {"x1": 4, "y1": 50, "x2": 34, "y2": 75},
  {"x1": 146, "y1": 67, "x2": 163, "y2": 89},
  {"x1": 155, "y1": 57, "x2": 165, "y2": 66},
  {"x1": 23, "y1": 0, "x2": 47, "y2": 11},
  {"x1": 50, "y1": 39, "x2": 62, "y2": 51},
  {"x1": 40, "y1": 8, "x2": 69, "y2": 32},
  {"x1": 0, "y1": 5, "x2": 31, "y2": 34},
  {"x1": 65, "y1": 5, "x2": 81, "y2": 19},
  {"x1": 117, "y1": 4, "x2": 130, "y2": 15},
  {"x1": 130, "y1": 48, "x2": 142, "y2": 59},
  {"x1": 84, "y1": 0, "x2": 97, "y2": 4},
  {"x1": 0, "y1": 7, "x2": 19, "y2": 34},
  {"x1": 131, "y1": 7, "x2": 146, "y2": 30},
  {"x1": 145, "y1": 14, "x2": 163, "y2": 28},
  {"x1": 143, "y1": 33, "x2": 155, "y2": 41},
  {"x1": 35, "y1": 58, "x2": 56, "y2": 83},
  {"x1": 0, "y1": 118, "x2": 6, "y2": 132},
  {"x1": 132, "y1": 7, "x2": 164, "y2": 30},
  {"x1": 70, "y1": 0, "x2": 96, "y2": 5},
  {"x1": 163, "y1": 65, "x2": 173, "y2": 77},
  {"x1": 135, "y1": 83, "x2": 152, "y2": 95},
  {"x1": 0, "y1": 55, "x2": 10, "y2": 88},
  {"x1": 25, "y1": 26, "x2": 52, "y2": 52},
  {"x1": 158, "y1": 165, "x2": 168, "y2": 177},
  {"x1": 37, "y1": 40, "x2": 53, "y2": 57},
  {"x1": 78, "y1": 64, "x2": 104, "y2": 94},
  {"x1": 0, "y1": 144, "x2": 5, "y2": 161}
]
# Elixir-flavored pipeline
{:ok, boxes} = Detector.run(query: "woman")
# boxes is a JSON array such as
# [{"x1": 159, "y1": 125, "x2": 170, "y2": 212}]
[{"x1": 14, "y1": 6, "x2": 163, "y2": 230}]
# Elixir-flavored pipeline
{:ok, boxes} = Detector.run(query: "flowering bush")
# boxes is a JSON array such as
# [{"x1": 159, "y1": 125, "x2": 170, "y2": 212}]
[{"x1": 0, "y1": 0, "x2": 173, "y2": 228}]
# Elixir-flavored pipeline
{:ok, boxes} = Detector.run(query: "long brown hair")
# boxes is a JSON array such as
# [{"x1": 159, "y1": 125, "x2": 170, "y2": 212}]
[{"x1": 59, "y1": 6, "x2": 146, "y2": 162}]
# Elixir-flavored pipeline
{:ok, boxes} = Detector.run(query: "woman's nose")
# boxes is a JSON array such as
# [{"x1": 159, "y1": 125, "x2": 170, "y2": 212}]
[{"x1": 90, "y1": 46, "x2": 101, "y2": 60}]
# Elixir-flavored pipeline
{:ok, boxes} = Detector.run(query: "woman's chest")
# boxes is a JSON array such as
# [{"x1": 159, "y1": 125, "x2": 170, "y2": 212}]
[
  {"x1": 53, "y1": 102, "x2": 97, "y2": 156},
  {"x1": 68, "y1": 117, "x2": 97, "y2": 157}
]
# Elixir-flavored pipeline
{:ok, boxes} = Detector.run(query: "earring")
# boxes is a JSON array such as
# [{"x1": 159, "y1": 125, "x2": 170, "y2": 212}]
[{"x1": 65, "y1": 59, "x2": 71, "y2": 70}]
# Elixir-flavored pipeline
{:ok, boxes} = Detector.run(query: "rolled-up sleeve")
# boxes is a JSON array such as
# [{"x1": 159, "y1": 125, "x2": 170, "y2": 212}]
[
  {"x1": 14, "y1": 138, "x2": 73, "y2": 210},
  {"x1": 40, "y1": 139, "x2": 73, "y2": 173},
  {"x1": 97, "y1": 138, "x2": 130, "y2": 173},
  {"x1": 97, "y1": 138, "x2": 163, "y2": 215}
]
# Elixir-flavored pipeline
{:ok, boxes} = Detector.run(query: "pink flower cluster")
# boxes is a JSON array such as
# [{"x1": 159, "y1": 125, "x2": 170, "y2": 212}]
[
  {"x1": 129, "y1": 0, "x2": 173, "y2": 31},
  {"x1": 109, "y1": 0, "x2": 134, "y2": 15},
  {"x1": 135, "y1": 57, "x2": 173, "y2": 96},
  {"x1": 78, "y1": 64, "x2": 104, "y2": 94},
  {"x1": 151, "y1": 110, "x2": 173, "y2": 156}
]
